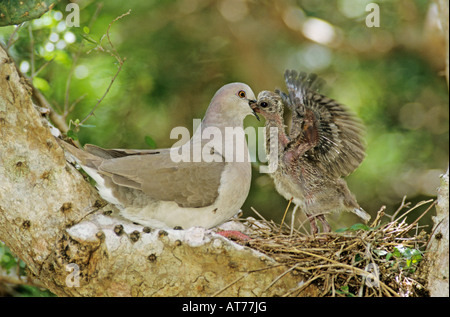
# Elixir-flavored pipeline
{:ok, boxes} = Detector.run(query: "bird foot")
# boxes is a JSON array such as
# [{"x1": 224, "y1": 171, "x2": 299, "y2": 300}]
[
  {"x1": 317, "y1": 214, "x2": 332, "y2": 233},
  {"x1": 307, "y1": 214, "x2": 331, "y2": 235},
  {"x1": 216, "y1": 230, "x2": 251, "y2": 242}
]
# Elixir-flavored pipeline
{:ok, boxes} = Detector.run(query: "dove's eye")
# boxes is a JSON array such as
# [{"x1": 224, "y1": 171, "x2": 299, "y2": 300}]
[
  {"x1": 260, "y1": 102, "x2": 268, "y2": 108},
  {"x1": 238, "y1": 90, "x2": 246, "y2": 98}
]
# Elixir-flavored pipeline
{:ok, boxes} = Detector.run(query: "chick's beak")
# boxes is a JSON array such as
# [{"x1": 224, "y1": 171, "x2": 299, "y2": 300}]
[{"x1": 248, "y1": 99, "x2": 260, "y2": 121}]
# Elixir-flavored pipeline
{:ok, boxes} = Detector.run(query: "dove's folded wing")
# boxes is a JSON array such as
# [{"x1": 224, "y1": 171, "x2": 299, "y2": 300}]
[{"x1": 97, "y1": 151, "x2": 226, "y2": 208}]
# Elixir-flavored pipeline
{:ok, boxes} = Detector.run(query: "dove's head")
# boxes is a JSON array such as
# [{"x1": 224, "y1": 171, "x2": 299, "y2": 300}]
[
  {"x1": 251, "y1": 90, "x2": 284, "y2": 122},
  {"x1": 204, "y1": 83, "x2": 258, "y2": 126}
]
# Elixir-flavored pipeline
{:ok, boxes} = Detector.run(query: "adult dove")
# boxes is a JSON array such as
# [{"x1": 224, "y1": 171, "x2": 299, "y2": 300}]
[
  {"x1": 58, "y1": 83, "x2": 258, "y2": 229},
  {"x1": 251, "y1": 70, "x2": 369, "y2": 234}
]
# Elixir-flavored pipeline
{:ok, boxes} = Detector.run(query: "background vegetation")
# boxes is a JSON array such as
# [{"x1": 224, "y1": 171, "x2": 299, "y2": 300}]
[{"x1": 0, "y1": 0, "x2": 448, "y2": 295}]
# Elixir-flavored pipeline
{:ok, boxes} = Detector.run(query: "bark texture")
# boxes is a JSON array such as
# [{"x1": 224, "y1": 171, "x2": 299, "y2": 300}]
[
  {"x1": 0, "y1": 44, "x2": 307, "y2": 296},
  {"x1": 424, "y1": 0, "x2": 449, "y2": 298},
  {"x1": 426, "y1": 169, "x2": 449, "y2": 297}
]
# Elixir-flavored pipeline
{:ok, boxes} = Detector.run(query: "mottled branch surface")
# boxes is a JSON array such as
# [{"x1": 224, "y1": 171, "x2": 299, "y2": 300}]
[
  {"x1": 425, "y1": 169, "x2": 449, "y2": 297},
  {"x1": 0, "y1": 45, "x2": 306, "y2": 297},
  {"x1": 424, "y1": 0, "x2": 449, "y2": 297}
]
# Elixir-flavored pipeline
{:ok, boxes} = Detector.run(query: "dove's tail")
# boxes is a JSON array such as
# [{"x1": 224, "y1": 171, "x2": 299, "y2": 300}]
[
  {"x1": 56, "y1": 138, "x2": 103, "y2": 170},
  {"x1": 352, "y1": 207, "x2": 371, "y2": 223}
]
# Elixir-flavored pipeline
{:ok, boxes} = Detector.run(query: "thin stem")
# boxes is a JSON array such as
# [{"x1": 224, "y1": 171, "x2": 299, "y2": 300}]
[
  {"x1": 64, "y1": 3, "x2": 103, "y2": 117},
  {"x1": 78, "y1": 9, "x2": 131, "y2": 126},
  {"x1": 28, "y1": 24, "x2": 35, "y2": 78}
]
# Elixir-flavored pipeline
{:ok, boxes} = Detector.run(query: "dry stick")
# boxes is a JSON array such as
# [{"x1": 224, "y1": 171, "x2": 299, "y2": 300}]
[
  {"x1": 370, "y1": 205, "x2": 386, "y2": 228},
  {"x1": 279, "y1": 198, "x2": 293, "y2": 232},
  {"x1": 331, "y1": 275, "x2": 336, "y2": 297},
  {"x1": 400, "y1": 200, "x2": 436, "y2": 236},
  {"x1": 394, "y1": 199, "x2": 434, "y2": 223},
  {"x1": 296, "y1": 216, "x2": 313, "y2": 236},
  {"x1": 391, "y1": 195, "x2": 410, "y2": 220},
  {"x1": 250, "y1": 206, "x2": 268, "y2": 222},
  {"x1": 262, "y1": 263, "x2": 300, "y2": 294},
  {"x1": 250, "y1": 207, "x2": 278, "y2": 232},
  {"x1": 290, "y1": 249, "x2": 399, "y2": 297}
]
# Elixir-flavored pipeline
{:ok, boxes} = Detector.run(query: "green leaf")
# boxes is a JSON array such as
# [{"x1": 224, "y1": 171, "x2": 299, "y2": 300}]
[
  {"x1": 349, "y1": 223, "x2": 371, "y2": 231},
  {"x1": 335, "y1": 223, "x2": 377, "y2": 233},
  {"x1": 385, "y1": 252, "x2": 393, "y2": 261},
  {"x1": 411, "y1": 249, "x2": 423, "y2": 262},
  {"x1": 391, "y1": 245, "x2": 423, "y2": 267},
  {"x1": 145, "y1": 135, "x2": 157, "y2": 149},
  {"x1": 392, "y1": 246, "x2": 403, "y2": 258},
  {"x1": 0, "y1": 243, "x2": 18, "y2": 272},
  {"x1": 66, "y1": 128, "x2": 78, "y2": 141},
  {"x1": 336, "y1": 285, "x2": 355, "y2": 297},
  {"x1": 82, "y1": 34, "x2": 98, "y2": 44},
  {"x1": 32, "y1": 77, "x2": 50, "y2": 92}
]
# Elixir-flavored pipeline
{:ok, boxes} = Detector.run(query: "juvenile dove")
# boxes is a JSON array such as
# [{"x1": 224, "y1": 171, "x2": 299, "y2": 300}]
[
  {"x1": 251, "y1": 70, "x2": 369, "y2": 234},
  {"x1": 58, "y1": 83, "x2": 258, "y2": 229}
]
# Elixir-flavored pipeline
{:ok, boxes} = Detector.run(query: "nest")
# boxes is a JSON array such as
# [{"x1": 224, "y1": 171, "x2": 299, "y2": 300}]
[{"x1": 241, "y1": 198, "x2": 435, "y2": 297}]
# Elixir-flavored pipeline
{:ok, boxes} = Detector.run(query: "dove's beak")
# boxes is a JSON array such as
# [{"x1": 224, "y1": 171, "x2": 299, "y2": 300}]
[{"x1": 248, "y1": 99, "x2": 260, "y2": 121}]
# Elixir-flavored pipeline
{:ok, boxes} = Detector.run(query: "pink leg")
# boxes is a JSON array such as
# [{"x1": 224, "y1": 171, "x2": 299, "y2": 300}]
[
  {"x1": 216, "y1": 230, "x2": 251, "y2": 242},
  {"x1": 317, "y1": 214, "x2": 331, "y2": 232},
  {"x1": 306, "y1": 213, "x2": 318, "y2": 235}
]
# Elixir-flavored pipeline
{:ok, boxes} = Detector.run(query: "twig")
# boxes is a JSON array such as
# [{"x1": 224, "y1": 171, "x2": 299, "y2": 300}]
[
  {"x1": 78, "y1": 9, "x2": 131, "y2": 126},
  {"x1": 64, "y1": 3, "x2": 103, "y2": 117},
  {"x1": 400, "y1": 200, "x2": 436, "y2": 235},
  {"x1": 68, "y1": 93, "x2": 87, "y2": 114},
  {"x1": 28, "y1": 24, "x2": 35, "y2": 78},
  {"x1": 370, "y1": 205, "x2": 386, "y2": 227},
  {"x1": 391, "y1": 195, "x2": 410, "y2": 220},
  {"x1": 6, "y1": 22, "x2": 25, "y2": 50},
  {"x1": 250, "y1": 207, "x2": 278, "y2": 232},
  {"x1": 279, "y1": 198, "x2": 292, "y2": 232},
  {"x1": 395, "y1": 199, "x2": 433, "y2": 222},
  {"x1": 263, "y1": 263, "x2": 300, "y2": 294},
  {"x1": 34, "y1": 57, "x2": 54, "y2": 78}
]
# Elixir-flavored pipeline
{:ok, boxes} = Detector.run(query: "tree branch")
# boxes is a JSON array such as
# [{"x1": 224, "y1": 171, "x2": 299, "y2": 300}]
[{"x1": 0, "y1": 44, "x2": 306, "y2": 296}]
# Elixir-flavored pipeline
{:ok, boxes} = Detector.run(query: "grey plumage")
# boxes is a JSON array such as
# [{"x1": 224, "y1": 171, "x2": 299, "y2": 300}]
[
  {"x1": 251, "y1": 70, "x2": 369, "y2": 234},
  {"x1": 58, "y1": 83, "x2": 258, "y2": 229}
]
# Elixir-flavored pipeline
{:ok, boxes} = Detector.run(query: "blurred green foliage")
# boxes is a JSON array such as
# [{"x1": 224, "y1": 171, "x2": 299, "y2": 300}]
[
  {"x1": 0, "y1": 0, "x2": 448, "y2": 239},
  {"x1": 0, "y1": 242, "x2": 54, "y2": 296},
  {"x1": 0, "y1": 0, "x2": 58, "y2": 26}
]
